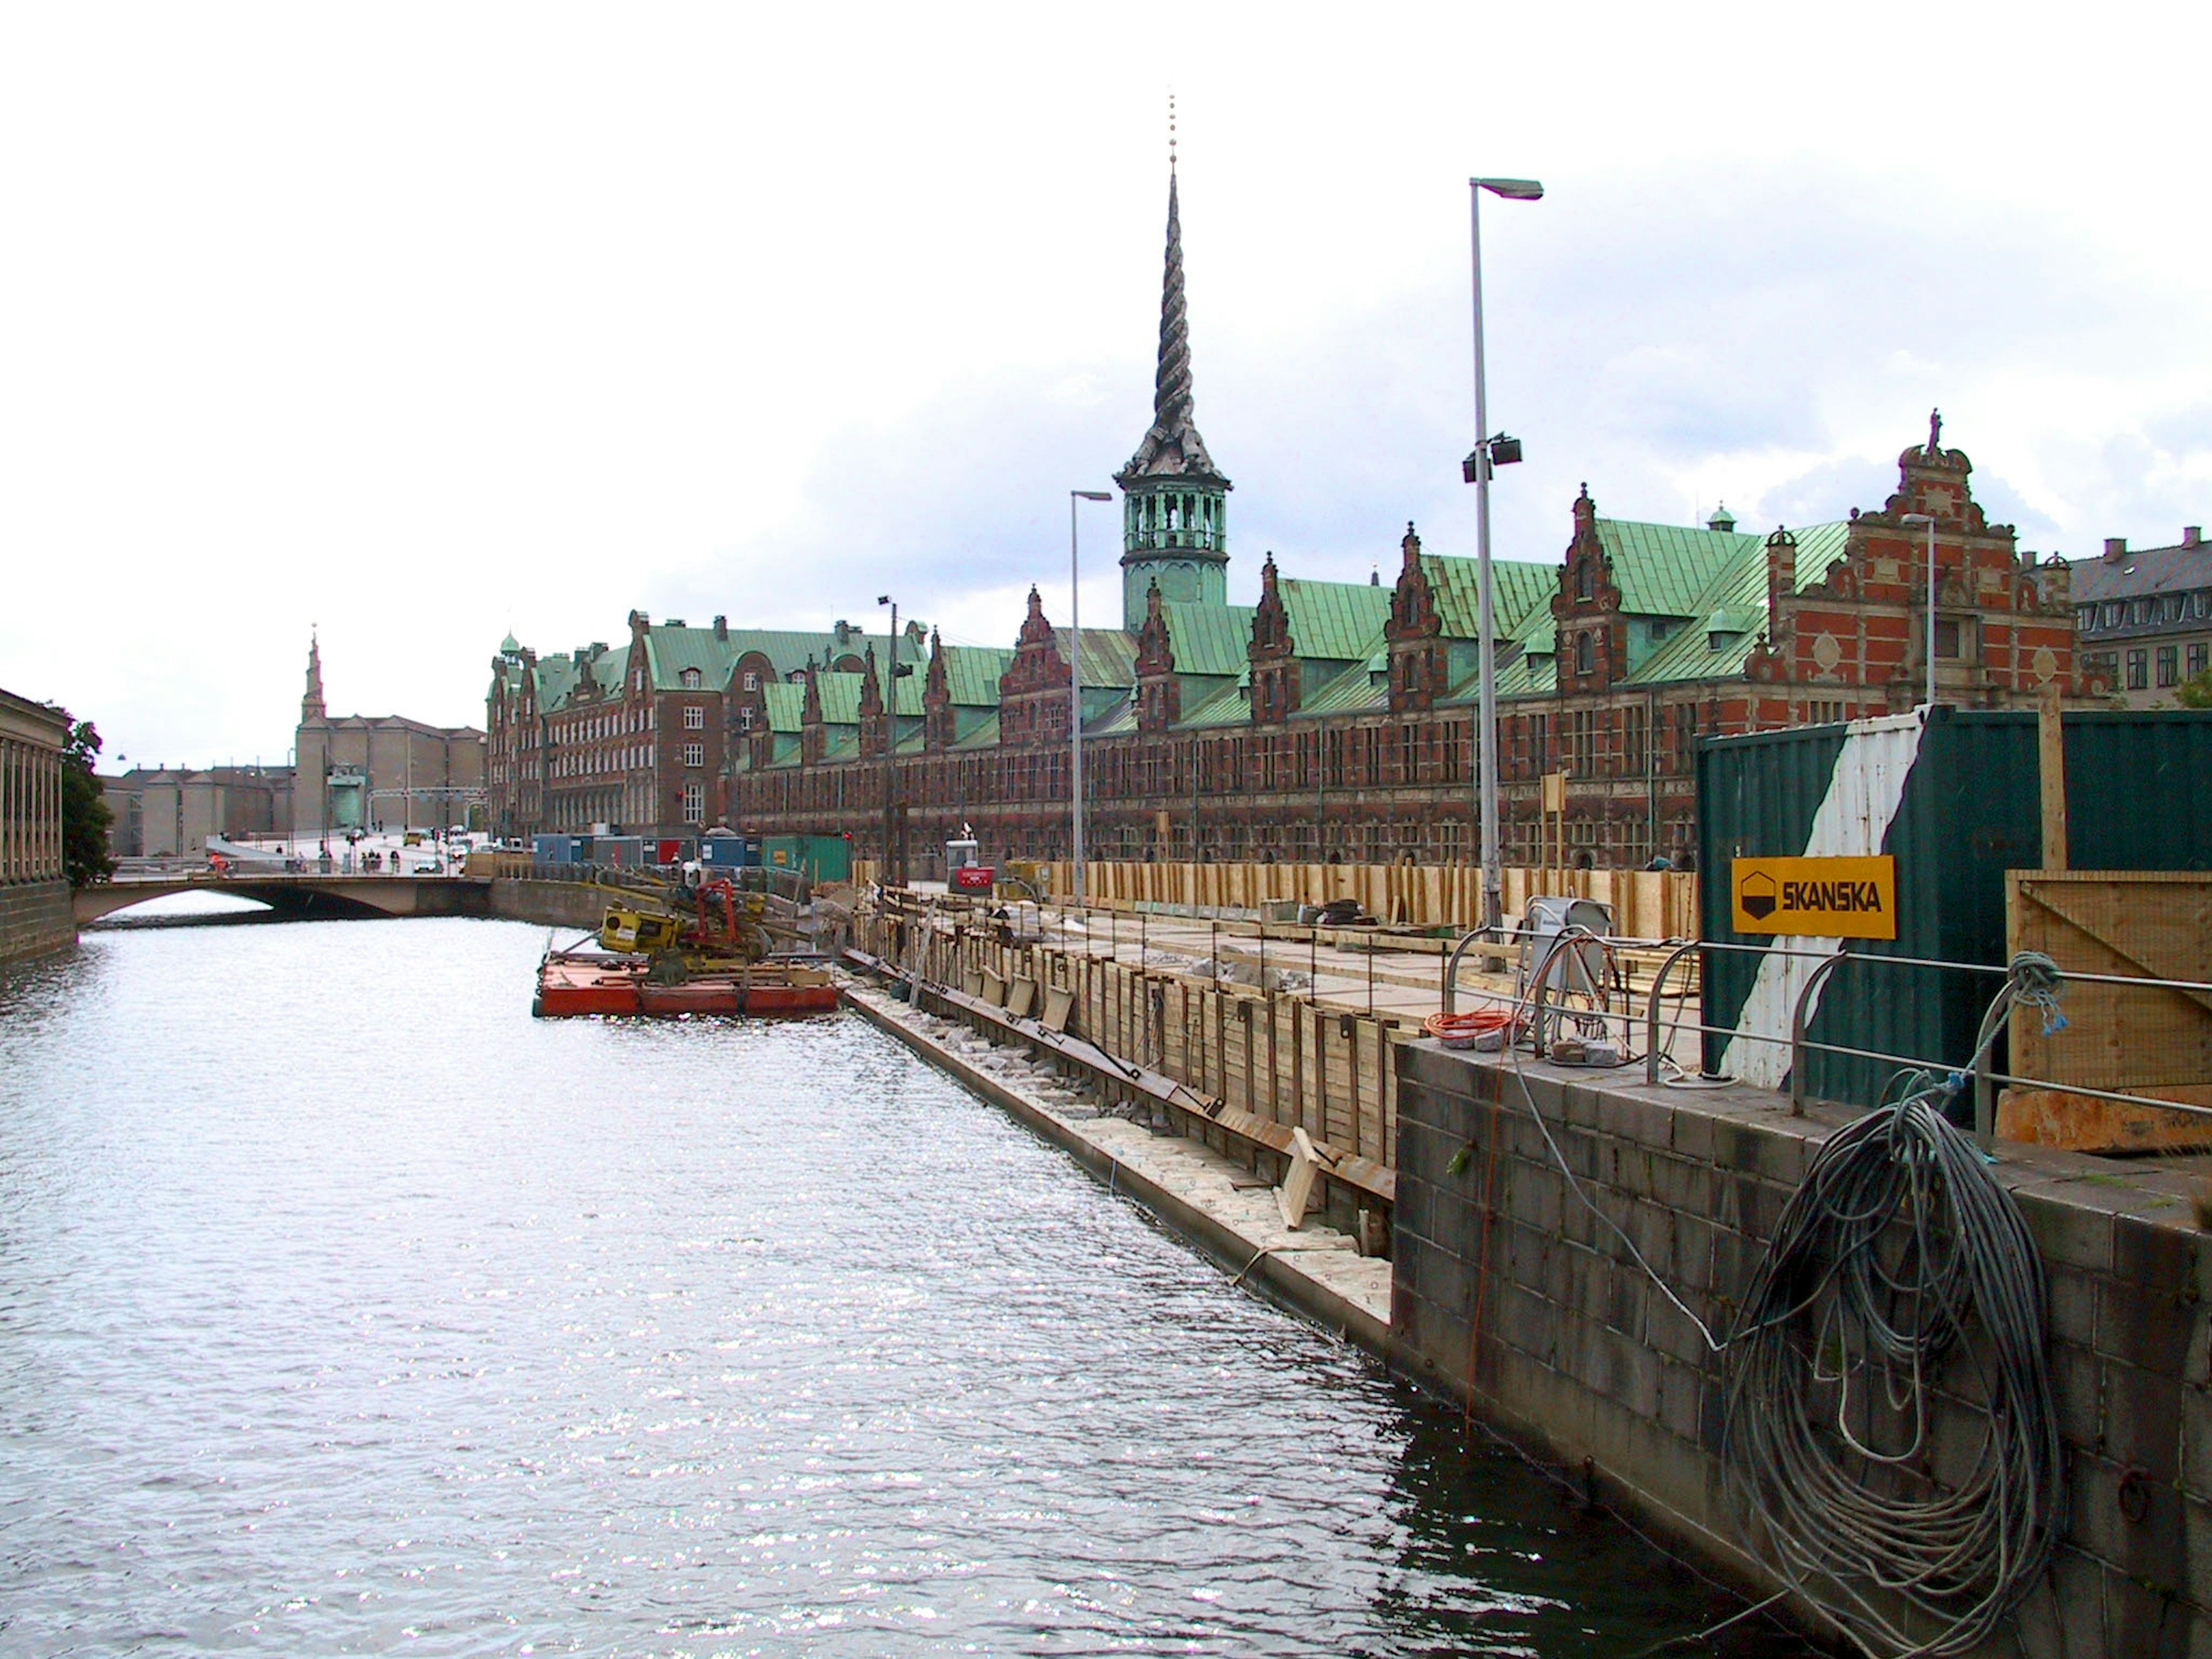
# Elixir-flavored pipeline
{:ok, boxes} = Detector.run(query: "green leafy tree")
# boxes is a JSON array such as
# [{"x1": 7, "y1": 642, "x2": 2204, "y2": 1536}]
[
  {"x1": 59, "y1": 714, "x2": 115, "y2": 888},
  {"x1": 2176, "y1": 668, "x2": 2212, "y2": 709}
]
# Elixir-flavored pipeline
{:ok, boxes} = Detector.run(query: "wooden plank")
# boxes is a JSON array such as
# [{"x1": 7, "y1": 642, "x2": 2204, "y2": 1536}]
[
  {"x1": 1277, "y1": 1124, "x2": 1322, "y2": 1229},
  {"x1": 1997, "y1": 1084, "x2": 2212, "y2": 1154},
  {"x1": 2038, "y1": 682, "x2": 2068, "y2": 872}
]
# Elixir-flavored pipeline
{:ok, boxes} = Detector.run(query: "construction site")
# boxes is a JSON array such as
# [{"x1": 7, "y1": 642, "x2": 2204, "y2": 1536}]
[{"x1": 832, "y1": 704, "x2": 2212, "y2": 1658}]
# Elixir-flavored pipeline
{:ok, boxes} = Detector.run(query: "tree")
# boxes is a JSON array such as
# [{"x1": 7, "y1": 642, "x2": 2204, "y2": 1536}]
[
  {"x1": 59, "y1": 714, "x2": 115, "y2": 888},
  {"x1": 2176, "y1": 668, "x2": 2212, "y2": 710}
]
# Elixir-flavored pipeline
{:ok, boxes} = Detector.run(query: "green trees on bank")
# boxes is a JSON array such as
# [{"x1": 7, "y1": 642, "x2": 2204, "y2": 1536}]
[{"x1": 59, "y1": 714, "x2": 114, "y2": 888}]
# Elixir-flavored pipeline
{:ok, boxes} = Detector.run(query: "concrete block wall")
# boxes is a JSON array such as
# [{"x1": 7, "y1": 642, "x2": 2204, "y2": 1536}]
[
  {"x1": 1390, "y1": 1040, "x2": 2211, "y2": 1658},
  {"x1": 0, "y1": 880, "x2": 74, "y2": 962},
  {"x1": 488, "y1": 877, "x2": 613, "y2": 931}
]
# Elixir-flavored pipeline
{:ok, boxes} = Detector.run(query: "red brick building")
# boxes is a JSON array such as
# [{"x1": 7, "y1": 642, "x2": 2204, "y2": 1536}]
[{"x1": 494, "y1": 164, "x2": 2097, "y2": 870}]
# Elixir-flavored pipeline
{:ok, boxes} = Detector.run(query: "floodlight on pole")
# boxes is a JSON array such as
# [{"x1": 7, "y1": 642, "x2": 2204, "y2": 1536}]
[
  {"x1": 1900, "y1": 513, "x2": 1940, "y2": 710},
  {"x1": 1467, "y1": 173, "x2": 1543, "y2": 933},
  {"x1": 877, "y1": 593, "x2": 898, "y2": 885},
  {"x1": 1069, "y1": 489, "x2": 1115, "y2": 900}
]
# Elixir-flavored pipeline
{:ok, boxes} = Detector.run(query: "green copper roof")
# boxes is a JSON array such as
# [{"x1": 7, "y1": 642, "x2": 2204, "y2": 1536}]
[
  {"x1": 950, "y1": 710, "x2": 1001, "y2": 750},
  {"x1": 1176, "y1": 677, "x2": 1252, "y2": 729},
  {"x1": 940, "y1": 645, "x2": 1013, "y2": 707},
  {"x1": 1073, "y1": 627, "x2": 1139, "y2": 689},
  {"x1": 1156, "y1": 601, "x2": 1256, "y2": 676},
  {"x1": 761, "y1": 681, "x2": 805, "y2": 733},
  {"x1": 1084, "y1": 691, "x2": 1138, "y2": 738},
  {"x1": 1278, "y1": 579, "x2": 1389, "y2": 661},
  {"x1": 1594, "y1": 521, "x2": 1751, "y2": 616},
  {"x1": 1419, "y1": 556, "x2": 1559, "y2": 639},
  {"x1": 1294, "y1": 660, "x2": 1388, "y2": 717},
  {"x1": 815, "y1": 672, "x2": 864, "y2": 728}
]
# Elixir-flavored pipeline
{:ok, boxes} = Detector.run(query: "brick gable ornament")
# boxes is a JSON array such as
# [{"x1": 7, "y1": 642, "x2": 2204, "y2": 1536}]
[
  {"x1": 1134, "y1": 579, "x2": 1182, "y2": 732},
  {"x1": 1247, "y1": 553, "x2": 1301, "y2": 724},
  {"x1": 1385, "y1": 524, "x2": 1445, "y2": 713},
  {"x1": 923, "y1": 629, "x2": 953, "y2": 752}
]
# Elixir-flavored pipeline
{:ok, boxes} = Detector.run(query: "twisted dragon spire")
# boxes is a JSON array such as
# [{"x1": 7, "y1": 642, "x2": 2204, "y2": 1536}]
[{"x1": 1118, "y1": 144, "x2": 1222, "y2": 484}]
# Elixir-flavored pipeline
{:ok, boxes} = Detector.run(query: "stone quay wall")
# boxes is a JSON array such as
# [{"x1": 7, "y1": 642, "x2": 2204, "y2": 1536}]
[
  {"x1": 1391, "y1": 1040, "x2": 2211, "y2": 1658},
  {"x1": 0, "y1": 879, "x2": 74, "y2": 963},
  {"x1": 488, "y1": 878, "x2": 612, "y2": 931}
]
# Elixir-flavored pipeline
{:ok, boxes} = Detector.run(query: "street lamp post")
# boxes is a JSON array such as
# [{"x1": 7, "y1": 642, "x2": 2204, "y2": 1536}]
[
  {"x1": 1467, "y1": 175, "x2": 1543, "y2": 933},
  {"x1": 1900, "y1": 513, "x2": 1939, "y2": 708},
  {"x1": 877, "y1": 594, "x2": 897, "y2": 885},
  {"x1": 1069, "y1": 490, "x2": 1114, "y2": 901}
]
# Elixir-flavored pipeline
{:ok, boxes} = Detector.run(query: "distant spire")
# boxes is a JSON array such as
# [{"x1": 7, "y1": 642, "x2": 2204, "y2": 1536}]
[
  {"x1": 302, "y1": 630, "x2": 325, "y2": 722},
  {"x1": 1118, "y1": 104, "x2": 1220, "y2": 484}
]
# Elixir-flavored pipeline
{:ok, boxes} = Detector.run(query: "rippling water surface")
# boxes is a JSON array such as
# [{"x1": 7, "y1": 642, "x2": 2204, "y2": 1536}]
[{"x1": 0, "y1": 913, "x2": 1801, "y2": 1656}]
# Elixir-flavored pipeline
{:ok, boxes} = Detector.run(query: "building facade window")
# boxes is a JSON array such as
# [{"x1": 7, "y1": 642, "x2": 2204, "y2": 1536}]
[
  {"x1": 2190, "y1": 644, "x2": 2209, "y2": 679},
  {"x1": 2127, "y1": 649, "x2": 2149, "y2": 690},
  {"x1": 2157, "y1": 646, "x2": 2180, "y2": 687},
  {"x1": 738, "y1": 707, "x2": 756, "y2": 731},
  {"x1": 683, "y1": 705, "x2": 704, "y2": 729},
  {"x1": 682, "y1": 784, "x2": 704, "y2": 823},
  {"x1": 680, "y1": 668, "x2": 702, "y2": 688},
  {"x1": 682, "y1": 743, "x2": 704, "y2": 768}
]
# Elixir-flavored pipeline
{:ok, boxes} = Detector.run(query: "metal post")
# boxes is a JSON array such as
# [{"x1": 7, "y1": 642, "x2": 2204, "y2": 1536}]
[
  {"x1": 1070, "y1": 494, "x2": 1082, "y2": 897},
  {"x1": 1069, "y1": 490, "x2": 1112, "y2": 903},
  {"x1": 1926, "y1": 514, "x2": 1938, "y2": 711},
  {"x1": 878, "y1": 596, "x2": 898, "y2": 885},
  {"x1": 1902, "y1": 512, "x2": 1939, "y2": 709},
  {"x1": 1466, "y1": 178, "x2": 1541, "y2": 930},
  {"x1": 1469, "y1": 181, "x2": 1499, "y2": 933}
]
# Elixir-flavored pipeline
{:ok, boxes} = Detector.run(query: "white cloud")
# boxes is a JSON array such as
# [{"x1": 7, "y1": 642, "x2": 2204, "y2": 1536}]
[{"x1": 2, "y1": 2, "x2": 2206, "y2": 762}]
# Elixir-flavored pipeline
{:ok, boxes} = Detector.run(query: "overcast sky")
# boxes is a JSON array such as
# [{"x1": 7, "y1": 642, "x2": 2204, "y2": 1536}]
[{"x1": 5, "y1": 3, "x2": 2207, "y2": 768}]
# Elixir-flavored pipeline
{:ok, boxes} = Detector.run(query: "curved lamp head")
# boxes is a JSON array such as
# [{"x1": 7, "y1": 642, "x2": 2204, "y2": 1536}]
[
  {"x1": 1471, "y1": 177, "x2": 1544, "y2": 200},
  {"x1": 1071, "y1": 490, "x2": 1112, "y2": 502}
]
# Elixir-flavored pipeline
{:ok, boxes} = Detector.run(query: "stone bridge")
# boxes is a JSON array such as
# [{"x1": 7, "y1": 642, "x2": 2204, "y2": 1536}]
[{"x1": 75, "y1": 874, "x2": 495, "y2": 925}]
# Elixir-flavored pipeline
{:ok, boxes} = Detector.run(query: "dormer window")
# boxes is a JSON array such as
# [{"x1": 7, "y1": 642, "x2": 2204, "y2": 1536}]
[
  {"x1": 680, "y1": 668, "x2": 702, "y2": 688},
  {"x1": 743, "y1": 671, "x2": 759, "y2": 692}
]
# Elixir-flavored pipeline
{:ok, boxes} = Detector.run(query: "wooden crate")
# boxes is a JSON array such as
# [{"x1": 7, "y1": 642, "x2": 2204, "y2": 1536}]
[{"x1": 2001, "y1": 870, "x2": 2212, "y2": 1152}]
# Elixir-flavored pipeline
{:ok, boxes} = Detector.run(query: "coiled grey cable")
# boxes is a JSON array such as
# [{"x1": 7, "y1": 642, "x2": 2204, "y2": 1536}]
[
  {"x1": 1719, "y1": 959, "x2": 2066, "y2": 1658},
  {"x1": 1488, "y1": 950, "x2": 2065, "y2": 1657}
]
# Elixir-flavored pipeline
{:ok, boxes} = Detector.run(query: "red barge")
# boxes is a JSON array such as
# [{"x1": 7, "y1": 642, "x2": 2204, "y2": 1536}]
[
  {"x1": 531, "y1": 873, "x2": 842, "y2": 1019},
  {"x1": 533, "y1": 950, "x2": 840, "y2": 1018}
]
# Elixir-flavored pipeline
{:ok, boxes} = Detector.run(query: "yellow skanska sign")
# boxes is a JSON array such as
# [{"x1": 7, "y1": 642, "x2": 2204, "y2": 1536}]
[{"x1": 1729, "y1": 855, "x2": 1898, "y2": 940}]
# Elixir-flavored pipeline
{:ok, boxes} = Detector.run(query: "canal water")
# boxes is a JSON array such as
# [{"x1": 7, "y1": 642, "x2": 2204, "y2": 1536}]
[{"x1": 0, "y1": 913, "x2": 1804, "y2": 1657}]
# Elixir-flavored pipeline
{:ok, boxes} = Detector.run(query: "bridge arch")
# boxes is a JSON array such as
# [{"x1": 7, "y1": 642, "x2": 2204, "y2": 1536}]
[{"x1": 74, "y1": 876, "x2": 490, "y2": 926}]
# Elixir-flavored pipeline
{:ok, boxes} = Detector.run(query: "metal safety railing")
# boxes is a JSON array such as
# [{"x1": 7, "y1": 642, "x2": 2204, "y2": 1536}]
[
  {"x1": 1439, "y1": 923, "x2": 2212, "y2": 1152},
  {"x1": 865, "y1": 887, "x2": 2212, "y2": 1155}
]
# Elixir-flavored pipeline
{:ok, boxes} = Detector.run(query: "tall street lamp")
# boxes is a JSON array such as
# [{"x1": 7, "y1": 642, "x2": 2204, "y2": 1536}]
[
  {"x1": 1467, "y1": 175, "x2": 1543, "y2": 932},
  {"x1": 877, "y1": 594, "x2": 900, "y2": 885},
  {"x1": 1069, "y1": 489, "x2": 1114, "y2": 900},
  {"x1": 1900, "y1": 512, "x2": 1940, "y2": 708}
]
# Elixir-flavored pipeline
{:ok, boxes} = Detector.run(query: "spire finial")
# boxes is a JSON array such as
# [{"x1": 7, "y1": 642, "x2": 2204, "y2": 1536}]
[{"x1": 1169, "y1": 92, "x2": 1177, "y2": 173}]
